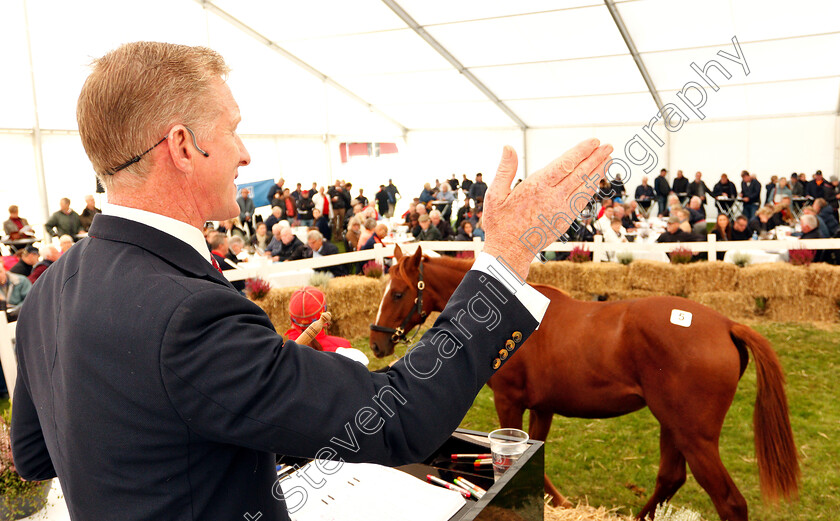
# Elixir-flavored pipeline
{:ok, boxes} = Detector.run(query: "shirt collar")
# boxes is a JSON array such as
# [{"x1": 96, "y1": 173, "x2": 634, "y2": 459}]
[{"x1": 102, "y1": 203, "x2": 212, "y2": 264}]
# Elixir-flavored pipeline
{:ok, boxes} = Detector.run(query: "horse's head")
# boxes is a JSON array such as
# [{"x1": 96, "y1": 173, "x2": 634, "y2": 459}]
[{"x1": 369, "y1": 244, "x2": 428, "y2": 358}]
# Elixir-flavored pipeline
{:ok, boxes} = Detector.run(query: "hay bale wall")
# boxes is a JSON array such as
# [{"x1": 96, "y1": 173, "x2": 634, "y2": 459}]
[
  {"x1": 253, "y1": 275, "x2": 383, "y2": 340},
  {"x1": 529, "y1": 260, "x2": 840, "y2": 323}
]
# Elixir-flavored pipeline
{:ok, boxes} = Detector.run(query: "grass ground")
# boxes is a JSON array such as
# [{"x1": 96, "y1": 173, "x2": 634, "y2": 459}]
[
  {"x1": 353, "y1": 321, "x2": 839, "y2": 521},
  {"x1": 3, "y1": 322, "x2": 834, "y2": 520}
]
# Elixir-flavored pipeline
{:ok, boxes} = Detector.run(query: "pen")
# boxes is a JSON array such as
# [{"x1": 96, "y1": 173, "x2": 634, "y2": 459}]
[
  {"x1": 426, "y1": 475, "x2": 472, "y2": 499},
  {"x1": 451, "y1": 453, "x2": 491, "y2": 460},
  {"x1": 474, "y1": 458, "x2": 493, "y2": 467},
  {"x1": 454, "y1": 477, "x2": 485, "y2": 498}
]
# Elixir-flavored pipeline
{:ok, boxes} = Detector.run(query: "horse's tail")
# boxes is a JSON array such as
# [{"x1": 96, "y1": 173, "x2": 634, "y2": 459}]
[{"x1": 730, "y1": 323, "x2": 800, "y2": 501}]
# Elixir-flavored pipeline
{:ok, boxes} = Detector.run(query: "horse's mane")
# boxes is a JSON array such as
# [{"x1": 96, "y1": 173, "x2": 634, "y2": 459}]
[{"x1": 426, "y1": 255, "x2": 475, "y2": 271}]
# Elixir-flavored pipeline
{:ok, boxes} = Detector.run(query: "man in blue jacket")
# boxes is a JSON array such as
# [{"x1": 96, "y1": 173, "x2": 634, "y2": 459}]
[{"x1": 11, "y1": 41, "x2": 612, "y2": 521}]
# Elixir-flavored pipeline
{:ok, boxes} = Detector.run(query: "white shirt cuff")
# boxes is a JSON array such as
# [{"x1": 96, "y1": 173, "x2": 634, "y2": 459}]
[{"x1": 470, "y1": 252, "x2": 550, "y2": 328}]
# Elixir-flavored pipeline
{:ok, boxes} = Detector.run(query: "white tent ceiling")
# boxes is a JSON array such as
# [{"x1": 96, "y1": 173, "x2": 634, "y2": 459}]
[{"x1": 1, "y1": 0, "x2": 839, "y2": 225}]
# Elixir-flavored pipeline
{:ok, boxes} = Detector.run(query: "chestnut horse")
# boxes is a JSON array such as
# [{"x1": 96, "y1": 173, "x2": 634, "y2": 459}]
[{"x1": 369, "y1": 246, "x2": 799, "y2": 521}]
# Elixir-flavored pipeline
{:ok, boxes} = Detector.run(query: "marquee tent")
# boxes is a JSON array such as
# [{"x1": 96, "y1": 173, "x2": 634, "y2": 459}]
[{"x1": 1, "y1": 0, "x2": 838, "y2": 227}]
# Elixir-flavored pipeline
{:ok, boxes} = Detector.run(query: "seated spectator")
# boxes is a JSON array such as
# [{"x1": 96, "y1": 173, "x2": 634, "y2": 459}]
[
  {"x1": 266, "y1": 226, "x2": 303, "y2": 262},
  {"x1": 29, "y1": 246, "x2": 60, "y2": 284},
  {"x1": 46, "y1": 198, "x2": 83, "y2": 238},
  {"x1": 359, "y1": 223, "x2": 387, "y2": 251},
  {"x1": 623, "y1": 201, "x2": 641, "y2": 227},
  {"x1": 264, "y1": 205, "x2": 284, "y2": 233},
  {"x1": 434, "y1": 183, "x2": 455, "y2": 221},
  {"x1": 687, "y1": 196, "x2": 706, "y2": 229},
  {"x1": 208, "y1": 232, "x2": 244, "y2": 292},
  {"x1": 596, "y1": 207, "x2": 614, "y2": 234},
  {"x1": 748, "y1": 207, "x2": 777, "y2": 238},
  {"x1": 613, "y1": 204, "x2": 635, "y2": 231},
  {"x1": 344, "y1": 217, "x2": 362, "y2": 251},
  {"x1": 419, "y1": 183, "x2": 435, "y2": 205},
  {"x1": 250, "y1": 222, "x2": 271, "y2": 251},
  {"x1": 313, "y1": 208, "x2": 332, "y2": 241},
  {"x1": 409, "y1": 214, "x2": 421, "y2": 238},
  {"x1": 416, "y1": 215, "x2": 442, "y2": 241},
  {"x1": 224, "y1": 218, "x2": 248, "y2": 240},
  {"x1": 79, "y1": 195, "x2": 101, "y2": 231},
  {"x1": 731, "y1": 215, "x2": 751, "y2": 240},
  {"x1": 10, "y1": 246, "x2": 39, "y2": 277},
  {"x1": 228, "y1": 236, "x2": 247, "y2": 263},
  {"x1": 573, "y1": 216, "x2": 597, "y2": 242},
  {"x1": 602, "y1": 217, "x2": 627, "y2": 243},
  {"x1": 662, "y1": 194, "x2": 681, "y2": 217},
  {"x1": 771, "y1": 198, "x2": 795, "y2": 227},
  {"x1": 290, "y1": 230, "x2": 346, "y2": 277},
  {"x1": 675, "y1": 208, "x2": 692, "y2": 234},
  {"x1": 455, "y1": 221, "x2": 475, "y2": 241},
  {"x1": 657, "y1": 216, "x2": 699, "y2": 243},
  {"x1": 4, "y1": 205, "x2": 33, "y2": 240},
  {"x1": 713, "y1": 214, "x2": 733, "y2": 241},
  {"x1": 429, "y1": 210, "x2": 454, "y2": 240},
  {"x1": 813, "y1": 198, "x2": 839, "y2": 238},
  {"x1": 283, "y1": 286, "x2": 367, "y2": 365},
  {"x1": 59, "y1": 234, "x2": 75, "y2": 253},
  {"x1": 596, "y1": 198, "x2": 614, "y2": 219},
  {"x1": 356, "y1": 218, "x2": 376, "y2": 251},
  {"x1": 798, "y1": 214, "x2": 823, "y2": 239},
  {"x1": 0, "y1": 263, "x2": 31, "y2": 310}
]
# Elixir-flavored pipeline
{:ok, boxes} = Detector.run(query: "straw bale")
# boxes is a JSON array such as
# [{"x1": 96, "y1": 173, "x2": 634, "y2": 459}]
[
  {"x1": 683, "y1": 262, "x2": 739, "y2": 293},
  {"x1": 253, "y1": 275, "x2": 383, "y2": 340},
  {"x1": 627, "y1": 260, "x2": 685, "y2": 295},
  {"x1": 687, "y1": 292, "x2": 755, "y2": 320},
  {"x1": 737, "y1": 263, "x2": 807, "y2": 298},
  {"x1": 605, "y1": 289, "x2": 657, "y2": 301},
  {"x1": 527, "y1": 262, "x2": 585, "y2": 292},
  {"x1": 765, "y1": 296, "x2": 838, "y2": 323},
  {"x1": 803, "y1": 263, "x2": 840, "y2": 298},
  {"x1": 545, "y1": 503, "x2": 634, "y2": 521},
  {"x1": 577, "y1": 263, "x2": 630, "y2": 294}
]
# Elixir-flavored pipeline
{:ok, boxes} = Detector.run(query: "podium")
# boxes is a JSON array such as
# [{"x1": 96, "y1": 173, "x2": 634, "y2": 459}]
[{"x1": 398, "y1": 428, "x2": 545, "y2": 521}]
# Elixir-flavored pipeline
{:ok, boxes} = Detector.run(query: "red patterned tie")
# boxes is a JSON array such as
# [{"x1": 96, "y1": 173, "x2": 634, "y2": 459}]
[{"x1": 210, "y1": 256, "x2": 223, "y2": 274}]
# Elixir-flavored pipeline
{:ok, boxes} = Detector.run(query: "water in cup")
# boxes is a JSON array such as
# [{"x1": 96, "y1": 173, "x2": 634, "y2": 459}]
[{"x1": 488, "y1": 428, "x2": 529, "y2": 481}]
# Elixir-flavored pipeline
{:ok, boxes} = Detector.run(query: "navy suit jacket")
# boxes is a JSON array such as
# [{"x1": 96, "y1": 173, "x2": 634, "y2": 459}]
[{"x1": 11, "y1": 215, "x2": 538, "y2": 521}]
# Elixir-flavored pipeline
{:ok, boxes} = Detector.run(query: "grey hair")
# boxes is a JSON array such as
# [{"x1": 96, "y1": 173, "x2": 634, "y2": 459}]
[{"x1": 307, "y1": 230, "x2": 323, "y2": 242}]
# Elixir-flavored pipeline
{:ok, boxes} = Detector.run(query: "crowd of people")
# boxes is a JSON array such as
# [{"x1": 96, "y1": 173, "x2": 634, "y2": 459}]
[{"x1": 4, "y1": 167, "x2": 839, "y2": 310}]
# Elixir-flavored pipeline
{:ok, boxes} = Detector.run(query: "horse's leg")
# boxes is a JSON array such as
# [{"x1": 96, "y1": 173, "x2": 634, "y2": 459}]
[
  {"x1": 493, "y1": 392, "x2": 525, "y2": 430},
  {"x1": 679, "y1": 441, "x2": 748, "y2": 521},
  {"x1": 527, "y1": 409, "x2": 572, "y2": 509},
  {"x1": 637, "y1": 427, "x2": 686, "y2": 521}
]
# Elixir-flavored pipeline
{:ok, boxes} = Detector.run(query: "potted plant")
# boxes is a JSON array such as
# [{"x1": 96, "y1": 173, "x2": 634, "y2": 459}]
[{"x1": 0, "y1": 409, "x2": 52, "y2": 520}]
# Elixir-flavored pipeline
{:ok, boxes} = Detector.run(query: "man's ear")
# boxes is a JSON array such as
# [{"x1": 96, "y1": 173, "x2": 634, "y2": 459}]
[{"x1": 167, "y1": 126, "x2": 195, "y2": 174}]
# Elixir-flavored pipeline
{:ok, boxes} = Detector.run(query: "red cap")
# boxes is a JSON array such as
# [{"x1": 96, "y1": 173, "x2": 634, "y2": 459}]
[{"x1": 289, "y1": 286, "x2": 327, "y2": 327}]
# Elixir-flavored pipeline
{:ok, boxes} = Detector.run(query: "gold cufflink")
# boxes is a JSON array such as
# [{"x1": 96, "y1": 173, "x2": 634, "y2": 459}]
[
  {"x1": 512, "y1": 331, "x2": 522, "y2": 343},
  {"x1": 505, "y1": 339, "x2": 515, "y2": 351},
  {"x1": 499, "y1": 349, "x2": 508, "y2": 361},
  {"x1": 492, "y1": 358, "x2": 501, "y2": 370}
]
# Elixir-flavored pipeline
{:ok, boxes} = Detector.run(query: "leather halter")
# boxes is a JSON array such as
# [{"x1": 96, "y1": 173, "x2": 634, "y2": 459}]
[{"x1": 369, "y1": 260, "x2": 428, "y2": 345}]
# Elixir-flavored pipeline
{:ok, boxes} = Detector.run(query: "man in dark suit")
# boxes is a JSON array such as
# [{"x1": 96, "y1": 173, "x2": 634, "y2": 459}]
[
  {"x1": 11, "y1": 41, "x2": 612, "y2": 521},
  {"x1": 739, "y1": 171, "x2": 761, "y2": 221},
  {"x1": 289, "y1": 230, "x2": 346, "y2": 277}
]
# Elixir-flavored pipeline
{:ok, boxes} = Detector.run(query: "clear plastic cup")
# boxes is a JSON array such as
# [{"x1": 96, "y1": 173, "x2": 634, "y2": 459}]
[{"x1": 488, "y1": 428, "x2": 529, "y2": 481}]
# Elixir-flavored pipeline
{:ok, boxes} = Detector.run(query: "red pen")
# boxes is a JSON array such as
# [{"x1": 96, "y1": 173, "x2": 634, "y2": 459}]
[{"x1": 426, "y1": 475, "x2": 472, "y2": 499}]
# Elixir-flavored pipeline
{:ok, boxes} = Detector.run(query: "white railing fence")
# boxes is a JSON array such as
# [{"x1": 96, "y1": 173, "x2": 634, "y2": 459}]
[{"x1": 224, "y1": 235, "x2": 840, "y2": 283}]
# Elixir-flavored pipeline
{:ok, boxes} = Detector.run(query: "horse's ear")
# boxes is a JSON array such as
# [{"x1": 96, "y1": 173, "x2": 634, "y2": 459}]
[
  {"x1": 394, "y1": 244, "x2": 403, "y2": 260},
  {"x1": 409, "y1": 245, "x2": 422, "y2": 268}
]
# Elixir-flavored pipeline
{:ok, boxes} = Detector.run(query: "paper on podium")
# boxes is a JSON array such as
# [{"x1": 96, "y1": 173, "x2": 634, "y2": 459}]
[{"x1": 280, "y1": 461, "x2": 466, "y2": 521}]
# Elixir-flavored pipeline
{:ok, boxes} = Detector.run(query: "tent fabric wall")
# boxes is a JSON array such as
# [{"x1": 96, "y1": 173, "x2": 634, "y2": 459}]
[{"x1": 1, "y1": 0, "x2": 839, "y2": 228}]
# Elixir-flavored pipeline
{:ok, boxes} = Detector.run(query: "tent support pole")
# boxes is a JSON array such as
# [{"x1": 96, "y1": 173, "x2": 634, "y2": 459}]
[{"x1": 23, "y1": 0, "x2": 50, "y2": 228}]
